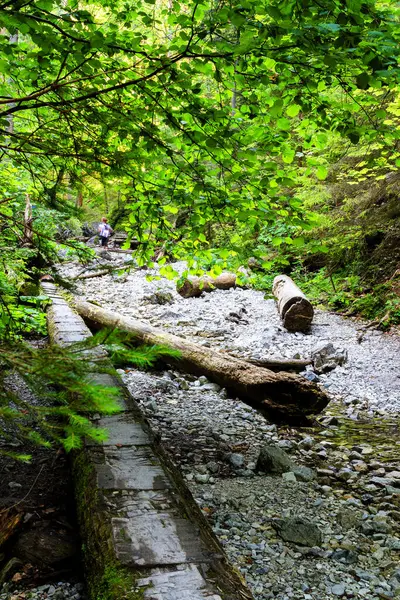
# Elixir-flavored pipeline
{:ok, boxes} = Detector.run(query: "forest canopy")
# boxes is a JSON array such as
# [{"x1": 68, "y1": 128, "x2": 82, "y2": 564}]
[{"x1": 1, "y1": 0, "x2": 399, "y2": 258}]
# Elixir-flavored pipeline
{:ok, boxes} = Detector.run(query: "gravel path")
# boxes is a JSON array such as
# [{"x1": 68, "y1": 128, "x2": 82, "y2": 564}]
[{"x1": 59, "y1": 256, "x2": 400, "y2": 600}]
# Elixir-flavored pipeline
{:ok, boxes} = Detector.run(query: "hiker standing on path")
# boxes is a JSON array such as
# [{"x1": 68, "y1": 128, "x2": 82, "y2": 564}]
[{"x1": 98, "y1": 217, "x2": 113, "y2": 247}]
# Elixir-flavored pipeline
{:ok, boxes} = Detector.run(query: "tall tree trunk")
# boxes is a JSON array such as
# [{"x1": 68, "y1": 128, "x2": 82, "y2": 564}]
[
  {"x1": 76, "y1": 186, "x2": 83, "y2": 208},
  {"x1": 103, "y1": 180, "x2": 109, "y2": 213},
  {"x1": 22, "y1": 194, "x2": 33, "y2": 246}
]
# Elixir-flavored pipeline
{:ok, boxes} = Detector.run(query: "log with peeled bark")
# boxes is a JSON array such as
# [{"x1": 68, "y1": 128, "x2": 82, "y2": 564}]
[
  {"x1": 73, "y1": 300, "x2": 329, "y2": 424},
  {"x1": 177, "y1": 272, "x2": 237, "y2": 298},
  {"x1": 228, "y1": 354, "x2": 312, "y2": 372},
  {"x1": 95, "y1": 247, "x2": 134, "y2": 254},
  {"x1": 273, "y1": 275, "x2": 314, "y2": 332}
]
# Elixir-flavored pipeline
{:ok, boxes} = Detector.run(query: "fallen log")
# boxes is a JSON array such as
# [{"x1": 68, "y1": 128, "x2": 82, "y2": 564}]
[
  {"x1": 177, "y1": 272, "x2": 237, "y2": 298},
  {"x1": 73, "y1": 300, "x2": 329, "y2": 424},
  {"x1": 73, "y1": 264, "x2": 134, "y2": 281},
  {"x1": 230, "y1": 354, "x2": 312, "y2": 372},
  {"x1": 75, "y1": 270, "x2": 110, "y2": 280},
  {"x1": 94, "y1": 247, "x2": 134, "y2": 254},
  {"x1": 273, "y1": 275, "x2": 314, "y2": 332}
]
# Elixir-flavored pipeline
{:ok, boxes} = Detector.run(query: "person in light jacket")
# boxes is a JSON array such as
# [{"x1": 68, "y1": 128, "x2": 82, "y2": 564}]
[{"x1": 98, "y1": 217, "x2": 113, "y2": 247}]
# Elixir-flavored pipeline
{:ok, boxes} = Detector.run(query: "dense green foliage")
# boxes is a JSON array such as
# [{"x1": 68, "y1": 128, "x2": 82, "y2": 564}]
[
  {"x1": 0, "y1": 328, "x2": 179, "y2": 460},
  {"x1": 1, "y1": 0, "x2": 400, "y2": 256},
  {"x1": 0, "y1": 0, "x2": 399, "y2": 456}
]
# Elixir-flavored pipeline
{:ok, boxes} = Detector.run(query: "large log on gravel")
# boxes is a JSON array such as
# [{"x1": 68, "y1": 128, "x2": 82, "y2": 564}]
[
  {"x1": 73, "y1": 300, "x2": 329, "y2": 424},
  {"x1": 230, "y1": 355, "x2": 312, "y2": 372},
  {"x1": 273, "y1": 275, "x2": 314, "y2": 332},
  {"x1": 177, "y1": 273, "x2": 237, "y2": 298}
]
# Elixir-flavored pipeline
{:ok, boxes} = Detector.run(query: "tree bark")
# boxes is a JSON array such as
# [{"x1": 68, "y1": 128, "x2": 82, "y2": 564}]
[
  {"x1": 273, "y1": 275, "x2": 314, "y2": 332},
  {"x1": 22, "y1": 193, "x2": 33, "y2": 246},
  {"x1": 74, "y1": 270, "x2": 110, "y2": 280},
  {"x1": 229, "y1": 354, "x2": 312, "y2": 372},
  {"x1": 177, "y1": 273, "x2": 237, "y2": 298},
  {"x1": 73, "y1": 300, "x2": 329, "y2": 424},
  {"x1": 95, "y1": 247, "x2": 133, "y2": 254}
]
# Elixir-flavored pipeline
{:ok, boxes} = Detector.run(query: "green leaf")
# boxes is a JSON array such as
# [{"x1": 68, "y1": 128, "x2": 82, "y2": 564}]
[
  {"x1": 277, "y1": 117, "x2": 291, "y2": 131},
  {"x1": 261, "y1": 261, "x2": 272, "y2": 270},
  {"x1": 164, "y1": 205, "x2": 178, "y2": 214},
  {"x1": 356, "y1": 73, "x2": 370, "y2": 89},
  {"x1": 316, "y1": 166, "x2": 328, "y2": 180},
  {"x1": 271, "y1": 237, "x2": 284, "y2": 247},
  {"x1": 286, "y1": 104, "x2": 301, "y2": 118},
  {"x1": 282, "y1": 148, "x2": 295, "y2": 164}
]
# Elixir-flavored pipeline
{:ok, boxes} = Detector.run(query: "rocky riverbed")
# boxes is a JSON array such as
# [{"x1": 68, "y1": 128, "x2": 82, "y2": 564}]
[
  {"x1": 60, "y1": 255, "x2": 400, "y2": 600},
  {"x1": 0, "y1": 582, "x2": 84, "y2": 600}
]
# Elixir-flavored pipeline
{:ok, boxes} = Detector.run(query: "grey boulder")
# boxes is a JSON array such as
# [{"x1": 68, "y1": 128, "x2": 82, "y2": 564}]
[{"x1": 256, "y1": 445, "x2": 292, "y2": 474}]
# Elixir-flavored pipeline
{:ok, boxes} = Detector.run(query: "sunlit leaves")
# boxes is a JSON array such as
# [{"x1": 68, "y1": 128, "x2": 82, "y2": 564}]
[
  {"x1": 0, "y1": 0, "x2": 399, "y2": 262},
  {"x1": 286, "y1": 104, "x2": 301, "y2": 118},
  {"x1": 316, "y1": 166, "x2": 329, "y2": 180}
]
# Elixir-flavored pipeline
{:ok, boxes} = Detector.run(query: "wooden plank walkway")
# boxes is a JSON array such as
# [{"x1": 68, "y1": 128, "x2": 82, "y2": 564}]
[{"x1": 42, "y1": 281, "x2": 253, "y2": 600}]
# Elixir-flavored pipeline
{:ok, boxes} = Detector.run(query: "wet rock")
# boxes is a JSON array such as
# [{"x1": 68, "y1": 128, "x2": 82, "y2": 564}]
[
  {"x1": 302, "y1": 371, "x2": 320, "y2": 383},
  {"x1": 13, "y1": 525, "x2": 78, "y2": 566},
  {"x1": 336, "y1": 508, "x2": 359, "y2": 530},
  {"x1": 195, "y1": 473, "x2": 210, "y2": 483},
  {"x1": 331, "y1": 549, "x2": 358, "y2": 564},
  {"x1": 386, "y1": 536, "x2": 400, "y2": 550},
  {"x1": 292, "y1": 466, "x2": 316, "y2": 482},
  {"x1": 229, "y1": 453, "x2": 245, "y2": 469},
  {"x1": 311, "y1": 342, "x2": 348, "y2": 373},
  {"x1": 337, "y1": 468, "x2": 355, "y2": 482},
  {"x1": 256, "y1": 445, "x2": 292, "y2": 474},
  {"x1": 277, "y1": 439, "x2": 296, "y2": 451},
  {"x1": 331, "y1": 583, "x2": 346, "y2": 596},
  {"x1": 298, "y1": 436, "x2": 314, "y2": 450},
  {"x1": 360, "y1": 517, "x2": 392, "y2": 535},
  {"x1": 321, "y1": 415, "x2": 340, "y2": 426},
  {"x1": 273, "y1": 517, "x2": 323, "y2": 547},
  {"x1": 145, "y1": 291, "x2": 174, "y2": 305}
]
